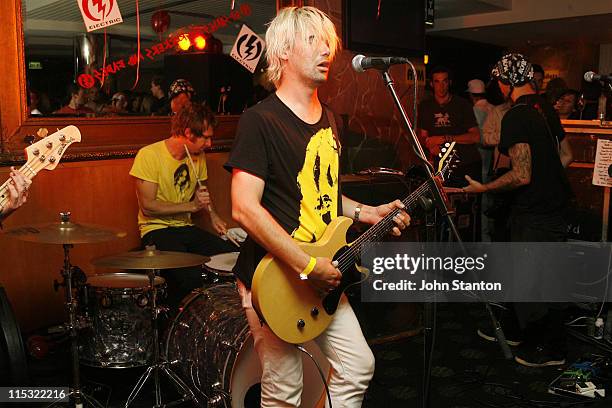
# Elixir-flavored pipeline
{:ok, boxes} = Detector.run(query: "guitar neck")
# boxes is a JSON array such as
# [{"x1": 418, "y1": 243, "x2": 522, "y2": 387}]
[
  {"x1": 0, "y1": 162, "x2": 37, "y2": 212},
  {"x1": 337, "y1": 178, "x2": 434, "y2": 273}
]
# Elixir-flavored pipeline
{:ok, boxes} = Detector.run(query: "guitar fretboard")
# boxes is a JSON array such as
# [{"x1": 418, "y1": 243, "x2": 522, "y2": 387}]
[
  {"x1": 0, "y1": 163, "x2": 38, "y2": 211},
  {"x1": 334, "y1": 178, "x2": 434, "y2": 273}
]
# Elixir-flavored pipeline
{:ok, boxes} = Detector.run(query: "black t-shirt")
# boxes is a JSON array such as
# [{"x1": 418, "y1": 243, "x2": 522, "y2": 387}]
[
  {"x1": 151, "y1": 96, "x2": 170, "y2": 116},
  {"x1": 224, "y1": 94, "x2": 342, "y2": 288},
  {"x1": 418, "y1": 95, "x2": 481, "y2": 183},
  {"x1": 418, "y1": 95, "x2": 478, "y2": 136},
  {"x1": 498, "y1": 94, "x2": 572, "y2": 218}
]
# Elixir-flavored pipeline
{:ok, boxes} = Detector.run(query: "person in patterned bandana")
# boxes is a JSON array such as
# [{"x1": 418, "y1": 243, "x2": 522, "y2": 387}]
[
  {"x1": 225, "y1": 6, "x2": 411, "y2": 407},
  {"x1": 168, "y1": 78, "x2": 195, "y2": 114},
  {"x1": 130, "y1": 104, "x2": 234, "y2": 307},
  {"x1": 464, "y1": 53, "x2": 573, "y2": 368}
]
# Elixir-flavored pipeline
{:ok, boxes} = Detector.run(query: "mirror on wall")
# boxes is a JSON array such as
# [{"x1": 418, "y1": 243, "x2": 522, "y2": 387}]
[{"x1": 23, "y1": 0, "x2": 275, "y2": 118}]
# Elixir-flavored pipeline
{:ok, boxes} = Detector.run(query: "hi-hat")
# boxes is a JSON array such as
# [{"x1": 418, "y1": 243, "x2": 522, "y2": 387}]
[
  {"x1": 93, "y1": 247, "x2": 209, "y2": 270},
  {"x1": 4, "y1": 214, "x2": 126, "y2": 244}
]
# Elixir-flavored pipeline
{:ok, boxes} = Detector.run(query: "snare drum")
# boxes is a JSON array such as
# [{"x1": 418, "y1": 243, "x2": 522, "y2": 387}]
[
  {"x1": 79, "y1": 273, "x2": 165, "y2": 368},
  {"x1": 165, "y1": 283, "x2": 328, "y2": 407},
  {"x1": 202, "y1": 252, "x2": 240, "y2": 283}
]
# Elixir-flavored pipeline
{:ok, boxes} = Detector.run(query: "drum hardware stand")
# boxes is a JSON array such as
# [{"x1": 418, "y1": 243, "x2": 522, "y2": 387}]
[
  {"x1": 206, "y1": 383, "x2": 230, "y2": 407},
  {"x1": 296, "y1": 345, "x2": 332, "y2": 408},
  {"x1": 47, "y1": 242, "x2": 104, "y2": 408},
  {"x1": 124, "y1": 268, "x2": 201, "y2": 408}
]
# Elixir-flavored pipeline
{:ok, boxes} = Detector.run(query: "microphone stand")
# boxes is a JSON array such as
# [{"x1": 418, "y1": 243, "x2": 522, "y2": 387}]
[{"x1": 378, "y1": 69, "x2": 513, "y2": 408}]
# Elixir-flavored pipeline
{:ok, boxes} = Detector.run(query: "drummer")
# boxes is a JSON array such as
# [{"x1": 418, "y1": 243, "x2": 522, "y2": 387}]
[
  {"x1": 1, "y1": 168, "x2": 32, "y2": 223},
  {"x1": 129, "y1": 104, "x2": 234, "y2": 307}
]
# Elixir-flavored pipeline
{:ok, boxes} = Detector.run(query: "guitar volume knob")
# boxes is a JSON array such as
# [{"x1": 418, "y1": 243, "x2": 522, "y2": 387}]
[
  {"x1": 297, "y1": 319, "x2": 305, "y2": 329},
  {"x1": 311, "y1": 307, "x2": 319, "y2": 317}
]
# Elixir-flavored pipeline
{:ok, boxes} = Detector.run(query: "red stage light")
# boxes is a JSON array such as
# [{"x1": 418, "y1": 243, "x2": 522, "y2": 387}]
[
  {"x1": 178, "y1": 34, "x2": 191, "y2": 51},
  {"x1": 194, "y1": 35, "x2": 207, "y2": 50}
]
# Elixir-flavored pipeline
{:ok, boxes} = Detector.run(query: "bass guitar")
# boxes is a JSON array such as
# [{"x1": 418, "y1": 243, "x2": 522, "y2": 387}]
[
  {"x1": 252, "y1": 143, "x2": 457, "y2": 343},
  {"x1": 0, "y1": 126, "x2": 81, "y2": 213}
]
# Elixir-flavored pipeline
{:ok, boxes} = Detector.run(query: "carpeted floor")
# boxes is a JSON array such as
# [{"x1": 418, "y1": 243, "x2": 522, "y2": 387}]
[{"x1": 19, "y1": 301, "x2": 612, "y2": 408}]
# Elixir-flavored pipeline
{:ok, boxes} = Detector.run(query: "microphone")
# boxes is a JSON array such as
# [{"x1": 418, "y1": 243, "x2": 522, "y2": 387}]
[
  {"x1": 352, "y1": 54, "x2": 409, "y2": 73},
  {"x1": 584, "y1": 71, "x2": 612, "y2": 83}
]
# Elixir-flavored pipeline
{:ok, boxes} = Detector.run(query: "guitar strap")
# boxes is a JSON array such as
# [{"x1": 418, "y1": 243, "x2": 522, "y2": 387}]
[{"x1": 324, "y1": 106, "x2": 342, "y2": 156}]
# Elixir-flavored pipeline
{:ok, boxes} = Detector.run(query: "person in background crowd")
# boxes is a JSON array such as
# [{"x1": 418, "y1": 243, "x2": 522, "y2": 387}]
[
  {"x1": 554, "y1": 89, "x2": 580, "y2": 120},
  {"x1": 150, "y1": 75, "x2": 170, "y2": 116},
  {"x1": 85, "y1": 86, "x2": 106, "y2": 114},
  {"x1": 481, "y1": 98, "x2": 513, "y2": 242},
  {"x1": 467, "y1": 78, "x2": 494, "y2": 241},
  {"x1": 29, "y1": 89, "x2": 43, "y2": 116},
  {"x1": 104, "y1": 91, "x2": 130, "y2": 115},
  {"x1": 532, "y1": 64, "x2": 545, "y2": 94},
  {"x1": 543, "y1": 77, "x2": 569, "y2": 106},
  {"x1": 464, "y1": 53, "x2": 573, "y2": 368},
  {"x1": 418, "y1": 66, "x2": 481, "y2": 187},
  {"x1": 53, "y1": 84, "x2": 94, "y2": 115},
  {"x1": 168, "y1": 79, "x2": 195, "y2": 115}
]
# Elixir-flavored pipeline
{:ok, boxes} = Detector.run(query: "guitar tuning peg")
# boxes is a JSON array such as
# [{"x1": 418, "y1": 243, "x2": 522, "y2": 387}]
[
  {"x1": 36, "y1": 127, "x2": 49, "y2": 138},
  {"x1": 23, "y1": 134, "x2": 35, "y2": 145}
]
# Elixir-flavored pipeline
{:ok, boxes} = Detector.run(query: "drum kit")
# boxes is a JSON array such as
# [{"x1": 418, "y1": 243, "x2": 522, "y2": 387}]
[{"x1": 5, "y1": 213, "x2": 329, "y2": 408}]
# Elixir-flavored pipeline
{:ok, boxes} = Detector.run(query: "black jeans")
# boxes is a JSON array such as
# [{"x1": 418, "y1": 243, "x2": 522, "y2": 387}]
[
  {"x1": 510, "y1": 213, "x2": 568, "y2": 349},
  {"x1": 142, "y1": 226, "x2": 235, "y2": 308}
]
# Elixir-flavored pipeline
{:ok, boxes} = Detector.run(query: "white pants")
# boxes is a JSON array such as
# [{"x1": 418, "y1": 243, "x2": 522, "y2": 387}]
[{"x1": 237, "y1": 281, "x2": 375, "y2": 408}]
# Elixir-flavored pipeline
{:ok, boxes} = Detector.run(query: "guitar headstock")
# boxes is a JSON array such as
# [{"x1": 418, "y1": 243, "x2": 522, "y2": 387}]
[
  {"x1": 436, "y1": 141, "x2": 458, "y2": 181},
  {"x1": 23, "y1": 126, "x2": 81, "y2": 172}
]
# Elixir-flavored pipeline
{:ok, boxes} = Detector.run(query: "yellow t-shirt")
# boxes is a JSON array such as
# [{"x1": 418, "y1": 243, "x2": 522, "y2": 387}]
[{"x1": 130, "y1": 140, "x2": 208, "y2": 237}]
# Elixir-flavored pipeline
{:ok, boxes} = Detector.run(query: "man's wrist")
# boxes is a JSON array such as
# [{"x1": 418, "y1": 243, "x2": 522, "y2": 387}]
[
  {"x1": 353, "y1": 204, "x2": 363, "y2": 222},
  {"x1": 300, "y1": 257, "x2": 317, "y2": 280}
]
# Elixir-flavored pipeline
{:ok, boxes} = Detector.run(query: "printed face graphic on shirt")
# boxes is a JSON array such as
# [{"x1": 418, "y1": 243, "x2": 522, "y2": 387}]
[
  {"x1": 434, "y1": 112, "x2": 451, "y2": 128},
  {"x1": 173, "y1": 163, "x2": 191, "y2": 198},
  {"x1": 293, "y1": 127, "x2": 339, "y2": 243}
]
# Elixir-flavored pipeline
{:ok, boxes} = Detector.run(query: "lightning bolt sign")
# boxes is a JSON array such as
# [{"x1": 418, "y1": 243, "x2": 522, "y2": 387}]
[
  {"x1": 78, "y1": 0, "x2": 123, "y2": 32},
  {"x1": 231, "y1": 25, "x2": 265, "y2": 73},
  {"x1": 243, "y1": 35, "x2": 258, "y2": 60}
]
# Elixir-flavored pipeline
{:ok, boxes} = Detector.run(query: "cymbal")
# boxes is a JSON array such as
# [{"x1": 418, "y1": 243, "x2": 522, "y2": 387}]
[
  {"x1": 92, "y1": 248, "x2": 209, "y2": 270},
  {"x1": 4, "y1": 221, "x2": 127, "y2": 244}
]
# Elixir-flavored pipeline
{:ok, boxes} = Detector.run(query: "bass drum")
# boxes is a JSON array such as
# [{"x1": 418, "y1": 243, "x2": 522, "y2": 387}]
[{"x1": 165, "y1": 283, "x2": 328, "y2": 407}]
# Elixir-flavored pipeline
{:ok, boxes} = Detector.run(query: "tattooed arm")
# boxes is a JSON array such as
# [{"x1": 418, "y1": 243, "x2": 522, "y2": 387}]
[{"x1": 463, "y1": 143, "x2": 531, "y2": 193}]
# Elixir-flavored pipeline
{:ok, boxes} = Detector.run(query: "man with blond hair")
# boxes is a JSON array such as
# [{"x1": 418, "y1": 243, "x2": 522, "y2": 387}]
[{"x1": 225, "y1": 6, "x2": 410, "y2": 407}]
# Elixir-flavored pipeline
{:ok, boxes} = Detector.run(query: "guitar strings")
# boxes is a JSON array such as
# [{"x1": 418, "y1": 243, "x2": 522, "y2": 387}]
[
  {"x1": 334, "y1": 156, "x2": 454, "y2": 271},
  {"x1": 0, "y1": 152, "x2": 51, "y2": 210},
  {"x1": 334, "y1": 180, "x2": 432, "y2": 272}
]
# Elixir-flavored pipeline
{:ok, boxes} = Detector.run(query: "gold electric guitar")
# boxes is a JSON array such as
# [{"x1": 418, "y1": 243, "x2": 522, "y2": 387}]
[
  {"x1": 252, "y1": 143, "x2": 457, "y2": 344},
  {"x1": 0, "y1": 126, "x2": 81, "y2": 213}
]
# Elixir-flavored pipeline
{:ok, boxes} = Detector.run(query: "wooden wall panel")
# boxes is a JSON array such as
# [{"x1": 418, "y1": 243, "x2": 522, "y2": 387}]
[{"x1": 0, "y1": 152, "x2": 234, "y2": 332}]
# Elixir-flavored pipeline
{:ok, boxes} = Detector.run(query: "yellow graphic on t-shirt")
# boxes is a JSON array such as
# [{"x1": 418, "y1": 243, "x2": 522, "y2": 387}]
[
  {"x1": 129, "y1": 140, "x2": 207, "y2": 237},
  {"x1": 293, "y1": 127, "x2": 339, "y2": 243}
]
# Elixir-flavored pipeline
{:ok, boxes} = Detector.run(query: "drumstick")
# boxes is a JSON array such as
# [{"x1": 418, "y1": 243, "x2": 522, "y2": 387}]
[
  {"x1": 184, "y1": 145, "x2": 237, "y2": 246},
  {"x1": 226, "y1": 233, "x2": 241, "y2": 248},
  {"x1": 183, "y1": 145, "x2": 212, "y2": 212}
]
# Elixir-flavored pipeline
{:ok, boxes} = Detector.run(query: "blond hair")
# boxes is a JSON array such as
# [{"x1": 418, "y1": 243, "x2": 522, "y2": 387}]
[{"x1": 265, "y1": 6, "x2": 341, "y2": 86}]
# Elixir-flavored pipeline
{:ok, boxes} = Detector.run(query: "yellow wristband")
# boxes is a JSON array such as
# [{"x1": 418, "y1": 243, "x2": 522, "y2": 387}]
[{"x1": 300, "y1": 257, "x2": 317, "y2": 280}]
